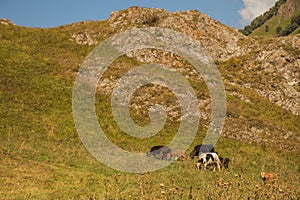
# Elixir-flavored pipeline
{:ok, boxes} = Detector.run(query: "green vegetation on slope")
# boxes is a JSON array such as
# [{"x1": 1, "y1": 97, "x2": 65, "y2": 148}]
[
  {"x1": 240, "y1": 0, "x2": 287, "y2": 36},
  {"x1": 251, "y1": 12, "x2": 300, "y2": 37}
]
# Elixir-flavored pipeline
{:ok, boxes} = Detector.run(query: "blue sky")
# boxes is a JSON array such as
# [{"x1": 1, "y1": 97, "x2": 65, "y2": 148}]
[{"x1": 0, "y1": 0, "x2": 277, "y2": 29}]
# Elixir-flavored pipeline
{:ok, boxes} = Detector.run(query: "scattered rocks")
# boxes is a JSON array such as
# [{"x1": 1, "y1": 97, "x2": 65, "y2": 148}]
[
  {"x1": 277, "y1": 0, "x2": 300, "y2": 19},
  {"x1": 69, "y1": 7, "x2": 299, "y2": 150},
  {"x1": 70, "y1": 32, "x2": 98, "y2": 46},
  {"x1": 108, "y1": 7, "x2": 247, "y2": 61},
  {"x1": 105, "y1": 7, "x2": 299, "y2": 115},
  {"x1": 223, "y1": 118, "x2": 299, "y2": 151},
  {"x1": 240, "y1": 35, "x2": 300, "y2": 115},
  {"x1": 0, "y1": 19, "x2": 15, "y2": 26}
]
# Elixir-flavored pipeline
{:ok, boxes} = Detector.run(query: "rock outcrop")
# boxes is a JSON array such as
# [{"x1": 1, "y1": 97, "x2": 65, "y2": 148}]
[
  {"x1": 70, "y1": 32, "x2": 98, "y2": 46},
  {"x1": 109, "y1": 7, "x2": 247, "y2": 61},
  {"x1": 277, "y1": 0, "x2": 300, "y2": 19},
  {"x1": 106, "y1": 7, "x2": 300, "y2": 115},
  {"x1": 66, "y1": 7, "x2": 299, "y2": 149},
  {"x1": 0, "y1": 19, "x2": 15, "y2": 26},
  {"x1": 232, "y1": 35, "x2": 300, "y2": 115}
]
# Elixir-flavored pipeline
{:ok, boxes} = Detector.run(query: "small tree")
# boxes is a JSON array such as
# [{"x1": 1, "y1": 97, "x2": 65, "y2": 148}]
[
  {"x1": 265, "y1": 25, "x2": 269, "y2": 32},
  {"x1": 276, "y1": 26, "x2": 282, "y2": 36},
  {"x1": 240, "y1": 25, "x2": 253, "y2": 36},
  {"x1": 280, "y1": 23, "x2": 298, "y2": 36},
  {"x1": 291, "y1": 14, "x2": 300, "y2": 26}
]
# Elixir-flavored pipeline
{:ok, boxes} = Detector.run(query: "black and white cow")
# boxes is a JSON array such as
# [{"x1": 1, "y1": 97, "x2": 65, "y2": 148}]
[
  {"x1": 195, "y1": 152, "x2": 221, "y2": 171},
  {"x1": 147, "y1": 145, "x2": 171, "y2": 160},
  {"x1": 190, "y1": 144, "x2": 215, "y2": 159}
]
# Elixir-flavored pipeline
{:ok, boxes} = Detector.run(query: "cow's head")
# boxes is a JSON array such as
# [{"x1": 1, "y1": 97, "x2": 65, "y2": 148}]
[{"x1": 190, "y1": 151, "x2": 197, "y2": 159}]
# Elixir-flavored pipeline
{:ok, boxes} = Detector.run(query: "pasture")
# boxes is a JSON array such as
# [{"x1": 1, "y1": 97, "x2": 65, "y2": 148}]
[{"x1": 1, "y1": 135, "x2": 299, "y2": 199}]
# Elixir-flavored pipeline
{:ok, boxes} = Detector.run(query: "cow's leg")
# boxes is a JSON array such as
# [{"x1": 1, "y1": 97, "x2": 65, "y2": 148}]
[
  {"x1": 204, "y1": 163, "x2": 207, "y2": 170},
  {"x1": 154, "y1": 152, "x2": 161, "y2": 159},
  {"x1": 166, "y1": 153, "x2": 172, "y2": 160},
  {"x1": 212, "y1": 164, "x2": 216, "y2": 171},
  {"x1": 217, "y1": 163, "x2": 221, "y2": 171},
  {"x1": 159, "y1": 152, "x2": 163, "y2": 160},
  {"x1": 195, "y1": 163, "x2": 200, "y2": 170}
]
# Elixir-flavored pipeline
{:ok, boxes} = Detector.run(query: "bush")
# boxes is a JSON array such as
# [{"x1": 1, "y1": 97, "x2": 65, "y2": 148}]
[
  {"x1": 265, "y1": 25, "x2": 269, "y2": 32},
  {"x1": 291, "y1": 14, "x2": 300, "y2": 26},
  {"x1": 276, "y1": 26, "x2": 282, "y2": 36},
  {"x1": 142, "y1": 15, "x2": 159, "y2": 25},
  {"x1": 280, "y1": 23, "x2": 298, "y2": 36},
  {"x1": 240, "y1": 26, "x2": 253, "y2": 36}
]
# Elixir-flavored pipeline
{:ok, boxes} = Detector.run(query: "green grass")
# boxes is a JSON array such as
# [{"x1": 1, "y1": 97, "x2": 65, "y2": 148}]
[
  {"x1": 251, "y1": 16, "x2": 291, "y2": 37},
  {"x1": 0, "y1": 21, "x2": 299, "y2": 199},
  {"x1": 1, "y1": 134, "x2": 299, "y2": 199},
  {"x1": 291, "y1": 26, "x2": 300, "y2": 35},
  {"x1": 251, "y1": 12, "x2": 300, "y2": 37}
]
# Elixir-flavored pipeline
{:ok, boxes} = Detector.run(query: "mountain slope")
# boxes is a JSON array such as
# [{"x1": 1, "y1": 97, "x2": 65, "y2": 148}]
[
  {"x1": 0, "y1": 7, "x2": 299, "y2": 199},
  {"x1": 106, "y1": 7, "x2": 300, "y2": 116},
  {"x1": 241, "y1": 0, "x2": 300, "y2": 37},
  {"x1": 108, "y1": 7, "x2": 247, "y2": 61}
]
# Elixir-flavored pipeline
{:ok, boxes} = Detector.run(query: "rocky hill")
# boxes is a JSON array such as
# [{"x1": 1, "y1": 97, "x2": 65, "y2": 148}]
[
  {"x1": 1, "y1": 7, "x2": 299, "y2": 151},
  {"x1": 109, "y1": 7, "x2": 248, "y2": 61},
  {"x1": 277, "y1": 0, "x2": 300, "y2": 19},
  {"x1": 2, "y1": 6, "x2": 300, "y2": 150},
  {"x1": 103, "y1": 7, "x2": 300, "y2": 115}
]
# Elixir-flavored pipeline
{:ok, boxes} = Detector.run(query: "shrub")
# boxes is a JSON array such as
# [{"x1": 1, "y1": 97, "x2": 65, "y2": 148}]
[
  {"x1": 280, "y1": 23, "x2": 298, "y2": 36},
  {"x1": 265, "y1": 25, "x2": 269, "y2": 32},
  {"x1": 276, "y1": 26, "x2": 282, "y2": 36},
  {"x1": 291, "y1": 14, "x2": 300, "y2": 26},
  {"x1": 142, "y1": 15, "x2": 159, "y2": 25}
]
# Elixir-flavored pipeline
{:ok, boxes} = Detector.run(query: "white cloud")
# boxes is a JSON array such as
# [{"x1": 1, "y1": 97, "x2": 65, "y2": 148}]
[{"x1": 239, "y1": 0, "x2": 277, "y2": 26}]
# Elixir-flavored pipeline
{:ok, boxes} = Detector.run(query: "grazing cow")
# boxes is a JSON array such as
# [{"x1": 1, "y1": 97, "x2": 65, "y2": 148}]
[
  {"x1": 168, "y1": 149, "x2": 186, "y2": 160},
  {"x1": 260, "y1": 172, "x2": 277, "y2": 183},
  {"x1": 219, "y1": 157, "x2": 230, "y2": 170},
  {"x1": 195, "y1": 152, "x2": 221, "y2": 171},
  {"x1": 147, "y1": 145, "x2": 171, "y2": 160},
  {"x1": 190, "y1": 144, "x2": 214, "y2": 159}
]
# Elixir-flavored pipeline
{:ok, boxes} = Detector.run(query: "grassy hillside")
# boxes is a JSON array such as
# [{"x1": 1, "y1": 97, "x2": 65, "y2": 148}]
[
  {"x1": 241, "y1": 0, "x2": 300, "y2": 37},
  {"x1": 1, "y1": 21, "x2": 299, "y2": 199},
  {"x1": 251, "y1": 15, "x2": 290, "y2": 37},
  {"x1": 240, "y1": 0, "x2": 287, "y2": 36},
  {"x1": 251, "y1": 12, "x2": 300, "y2": 37}
]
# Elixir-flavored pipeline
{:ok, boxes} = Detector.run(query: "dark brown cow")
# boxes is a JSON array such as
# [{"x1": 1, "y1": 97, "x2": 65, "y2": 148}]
[{"x1": 147, "y1": 145, "x2": 171, "y2": 160}]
